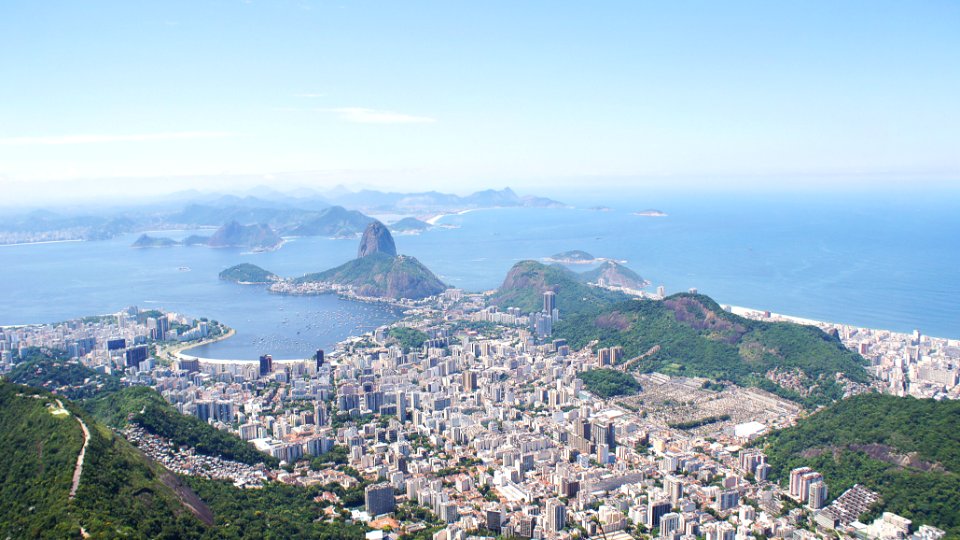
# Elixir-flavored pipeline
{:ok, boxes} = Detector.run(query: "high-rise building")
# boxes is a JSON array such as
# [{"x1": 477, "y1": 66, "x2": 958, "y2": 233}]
[
  {"x1": 592, "y1": 421, "x2": 615, "y2": 450},
  {"x1": 807, "y1": 480, "x2": 828, "y2": 509},
  {"x1": 486, "y1": 508, "x2": 503, "y2": 532},
  {"x1": 315, "y1": 349, "x2": 324, "y2": 369},
  {"x1": 610, "y1": 345, "x2": 624, "y2": 364},
  {"x1": 718, "y1": 490, "x2": 739, "y2": 511},
  {"x1": 259, "y1": 354, "x2": 273, "y2": 377},
  {"x1": 364, "y1": 483, "x2": 396, "y2": 516},
  {"x1": 544, "y1": 499, "x2": 566, "y2": 533},
  {"x1": 543, "y1": 291, "x2": 556, "y2": 313},
  {"x1": 125, "y1": 345, "x2": 149, "y2": 368},
  {"x1": 665, "y1": 475, "x2": 683, "y2": 503},
  {"x1": 789, "y1": 467, "x2": 814, "y2": 499},
  {"x1": 597, "y1": 348, "x2": 612, "y2": 366},
  {"x1": 659, "y1": 512, "x2": 681, "y2": 537},
  {"x1": 463, "y1": 370, "x2": 479, "y2": 392},
  {"x1": 646, "y1": 500, "x2": 671, "y2": 528}
]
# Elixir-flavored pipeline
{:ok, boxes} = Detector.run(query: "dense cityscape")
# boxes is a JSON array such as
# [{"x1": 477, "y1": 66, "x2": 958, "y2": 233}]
[{"x1": 2, "y1": 277, "x2": 956, "y2": 540}]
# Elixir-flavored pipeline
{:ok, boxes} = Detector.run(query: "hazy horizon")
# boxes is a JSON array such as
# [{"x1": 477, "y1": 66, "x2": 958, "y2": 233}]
[{"x1": 2, "y1": 0, "x2": 958, "y2": 205}]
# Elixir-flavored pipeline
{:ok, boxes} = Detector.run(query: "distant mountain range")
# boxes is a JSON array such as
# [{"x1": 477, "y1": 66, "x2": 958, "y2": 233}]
[
  {"x1": 0, "y1": 186, "x2": 564, "y2": 245},
  {"x1": 132, "y1": 221, "x2": 283, "y2": 251}
]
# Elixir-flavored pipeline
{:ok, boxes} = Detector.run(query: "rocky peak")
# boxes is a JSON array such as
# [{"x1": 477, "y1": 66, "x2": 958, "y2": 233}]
[{"x1": 357, "y1": 221, "x2": 397, "y2": 258}]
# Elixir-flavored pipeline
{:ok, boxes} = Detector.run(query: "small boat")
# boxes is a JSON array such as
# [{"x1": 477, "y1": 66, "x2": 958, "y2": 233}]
[{"x1": 178, "y1": 266, "x2": 191, "y2": 271}]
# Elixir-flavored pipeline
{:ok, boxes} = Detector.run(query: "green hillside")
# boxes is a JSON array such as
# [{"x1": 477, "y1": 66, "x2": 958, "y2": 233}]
[
  {"x1": 86, "y1": 386, "x2": 279, "y2": 468},
  {"x1": 579, "y1": 369, "x2": 642, "y2": 398},
  {"x1": 490, "y1": 260, "x2": 629, "y2": 316},
  {"x1": 7, "y1": 348, "x2": 122, "y2": 400},
  {"x1": 296, "y1": 252, "x2": 446, "y2": 300},
  {"x1": 0, "y1": 381, "x2": 210, "y2": 539},
  {"x1": 219, "y1": 263, "x2": 279, "y2": 284},
  {"x1": 760, "y1": 394, "x2": 960, "y2": 535},
  {"x1": 556, "y1": 293, "x2": 868, "y2": 406}
]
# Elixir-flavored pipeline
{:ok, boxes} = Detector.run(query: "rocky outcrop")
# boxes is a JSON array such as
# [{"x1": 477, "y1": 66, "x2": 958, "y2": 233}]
[
  {"x1": 357, "y1": 221, "x2": 397, "y2": 258},
  {"x1": 207, "y1": 221, "x2": 282, "y2": 250}
]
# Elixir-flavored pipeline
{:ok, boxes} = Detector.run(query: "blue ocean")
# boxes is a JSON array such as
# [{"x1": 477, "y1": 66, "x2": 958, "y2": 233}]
[{"x1": 1, "y1": 190, "x2": 957, "y2": 359}]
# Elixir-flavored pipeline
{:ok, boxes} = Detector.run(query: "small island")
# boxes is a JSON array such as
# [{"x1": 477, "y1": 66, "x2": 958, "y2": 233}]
[
  {"x1": 129, "y1": 221, "x2": 282, "y2": 251},
  {"x1": 219, "y1": 263, "x2": 279, "y2": 284},
  {"x1": 131, "y1": 234, "x2": 179, "y2": 248},
  {"x1": 633, "y1": 209, "x2": 667, "y2": 217},
  {"x1": 389, "y1": 217, "x2": 431, "y2": 233},
  {"x1": 544, "y1": 250, "x2": 596, "y2": 264}
]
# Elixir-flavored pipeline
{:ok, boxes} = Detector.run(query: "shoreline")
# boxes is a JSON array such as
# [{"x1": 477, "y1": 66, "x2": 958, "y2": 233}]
[
  {"x1": 725, "y1": 305, "x2": 957, "y2": 343},
  {"x1": 0, "y1": 238, "x2": 85, "y2": 247},
  {"x1": 167, "y1": 327, "x2": 237, "y2": 362}
]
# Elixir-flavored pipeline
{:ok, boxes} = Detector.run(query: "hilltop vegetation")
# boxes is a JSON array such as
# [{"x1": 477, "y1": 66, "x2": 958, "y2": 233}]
[
  {"x1": 297, "y1": 252, "x2": 446, "y2": 300},
  {"x1": 549, "y1": 250, "x2": 595, "y2": 262},
  {"x1": 490, "y1": 260, "x2": 629, "y2": 316},
  {"x1": 491, "y1": 261, "x2": 867, "y2": 407},
  {"x1": 557, "y1": 293, "x2": 868, "y2": 407},
  {"x1": 185, "y1": 478, "x2": 368, "y2": 539},
  {"x1": 86, "y1": 386, "x2": 278, "y2": 468},
  {"x1": 388, "y1": 327, "x2": 430, "y2": 353},
  {"x1": 579, "y1": 260, "x2": 649, "y2": 290},
  {"x1": 0, "y1": 382, "x2": 210, "y2": 539},
  {"x1": 219, "y1": 263, "x2": 279, "y2": 284},
  {"x1": 7, "y1": 348, "x2": 122, "y2": 400},
  {"x1": 760, "y1": 394, "x2": 960, "y2": 535},
  {"x1": 578, "y1": 369, "x2": 642, "y2": 398}
]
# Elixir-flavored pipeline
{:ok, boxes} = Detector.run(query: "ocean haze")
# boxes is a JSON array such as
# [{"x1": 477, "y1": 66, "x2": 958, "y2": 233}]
[{"x1": 1, "y1": 192, "x2": 957, "y2": 360}]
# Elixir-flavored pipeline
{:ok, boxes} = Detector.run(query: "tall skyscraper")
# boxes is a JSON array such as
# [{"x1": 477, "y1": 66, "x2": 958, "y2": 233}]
[
  {"x1": 647, "y1": 500, "x2": 671, "y2": 528},
  {"x1": 807, "y1": 480, "x2": 828, "y2": 509},
  {"x1": 597, "y1": 348, "x2": 612, "y2": 366},
  {"x1": 463, "y1": 370, "x2": 479, "y2": 392},
  {"x1": 665, "y1": 475, "x2": 683, "y2": 503},
  {"x1": 259, "y1": 354, "x2": 273, "y2": 377},
  {"x1": 364, "y1": 483, "x2": 396, "y2": 516},
  {"x1": 315, "y1": 349, "x2": 324, "y2": 369},
  {"x1": 543, "y1": 291, "x2": 556, "y2": 313},
  {"x1": 544, "y1": 498, "x2": 566, "y2": 533}
]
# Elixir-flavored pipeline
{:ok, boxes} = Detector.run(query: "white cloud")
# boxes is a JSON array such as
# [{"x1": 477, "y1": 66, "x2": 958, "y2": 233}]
[
  {"x1": 0, "y1": 131, "x2": 236, "y2": 146},
  {"x1": 325, "y1": 107, "x2": 436, "y2": 124}
]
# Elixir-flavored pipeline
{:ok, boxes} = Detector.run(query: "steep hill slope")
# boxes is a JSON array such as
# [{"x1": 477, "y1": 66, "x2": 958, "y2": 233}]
[
  {"x1": 760, "y1": 394, "x2": 960, "y2": 535},
  {"x1": 556, "y1": 293, "x2": 868, "y2": 406},
  {"x1": 578, "y1": 260, "x2": 649, "y2": 289},
  {"x1": 490, "y1": 260, "x2": 631, "y2": 316},
  {"x1": 207, "y1": 221, "x2": 282, "y2": 250},
  {"x1": 86, "y1": 386, "x2": 278, "y2": 468},
  {"x1": 0, "y1": 382, "x2": 210, "y2": 539},
  {"x1": 297, "y1": 252, "x2": 445, "y2": 300},
  {"x1": 289, "y1": 205, "x2": 373, "y2": 237},
  {"x1": 490, "y1": 261, "x2": 868, "y2": 406}
]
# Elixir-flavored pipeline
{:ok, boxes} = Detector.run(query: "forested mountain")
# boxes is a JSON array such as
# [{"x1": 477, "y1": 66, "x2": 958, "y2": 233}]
[{"x1": 760, "y1": 394, "x2": 960, "y2": 535}]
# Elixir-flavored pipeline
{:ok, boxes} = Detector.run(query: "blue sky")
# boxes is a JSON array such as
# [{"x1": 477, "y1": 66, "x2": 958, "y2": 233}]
[{"x1": 0, "y1": 0, "x2": 958, "y2": 200}]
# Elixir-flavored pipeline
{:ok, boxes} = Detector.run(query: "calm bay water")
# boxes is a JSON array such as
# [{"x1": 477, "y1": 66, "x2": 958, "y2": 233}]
[{"x1": 1, "y1": 191, "x2": 958, "y2": 360}]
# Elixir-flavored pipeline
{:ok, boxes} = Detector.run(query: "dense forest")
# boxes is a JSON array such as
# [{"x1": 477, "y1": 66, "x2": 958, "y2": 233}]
[
  {"x1": 388, "y1": 326, "x2": 430, "y2": 353},
  {"x1": 760, "y1": 394, "x2": 960, "y2": 535},
  {"x1": 578, "y1": 369, "x2": 642, "y2": 398}
]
